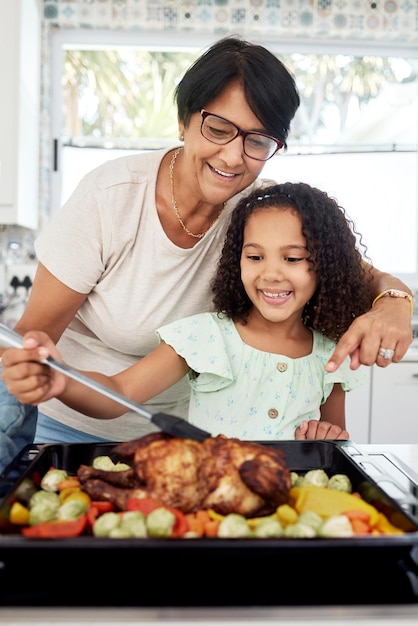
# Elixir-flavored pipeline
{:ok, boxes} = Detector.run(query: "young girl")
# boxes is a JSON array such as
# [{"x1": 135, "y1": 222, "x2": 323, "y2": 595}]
[{"x1": 1, "y1": 182, "x2": 373, "y2": 441}]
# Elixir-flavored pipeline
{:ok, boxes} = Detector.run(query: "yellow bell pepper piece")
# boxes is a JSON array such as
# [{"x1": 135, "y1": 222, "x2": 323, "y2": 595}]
[
  {"x1": 289, "y1": 486, "x2": 380, "y2": 526},
  {"x1": 276, "y1": 503, "x2": 299, "y2": 526},
  {"x1": 9, "y1": 501, "x2": 30, "y2": 526},
  {"x1": 246, "y1": 514, "x2": 275, "y2": 531},
  {"x1": 60, "y1": 490, "x2": 91, "y2": 506},
  {"x1": 59, "y1": 487, "x2": 83, "y2": 503},
  {"x1": 374, "y1": 512, "x2": 404, "y2": 535},
  {"x1": 207, "y1": 508, "x2": 224, "y2": 522}
]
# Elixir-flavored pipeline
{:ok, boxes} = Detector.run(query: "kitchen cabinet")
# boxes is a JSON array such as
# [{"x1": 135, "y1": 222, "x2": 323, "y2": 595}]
[
  {"x1": 0, "y1": 0, "x2": 40, "y2": 229},
  {"x1": 370, "y1": 358, "x2": 418, "y2": 443},
  {"x1": 345, "y1": 366, "x2": 371, "y2": 443}
]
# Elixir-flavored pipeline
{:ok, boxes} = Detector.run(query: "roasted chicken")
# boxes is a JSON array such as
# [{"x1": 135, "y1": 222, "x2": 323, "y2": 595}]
[{"x1": 78, "y1": 432, "x2": 291, "y2": 517}]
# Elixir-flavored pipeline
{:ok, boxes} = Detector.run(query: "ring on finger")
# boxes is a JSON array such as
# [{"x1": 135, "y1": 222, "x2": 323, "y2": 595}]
[{"x1": 378, "y1": 347, "x2": 395, "y2": 360}]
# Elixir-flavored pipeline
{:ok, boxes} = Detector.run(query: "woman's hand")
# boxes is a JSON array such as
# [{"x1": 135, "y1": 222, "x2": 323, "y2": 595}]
[
  {"x1": 295, "y1": 420, "x2": 350, "y2": 441},
  {"x1": 326, "y1": 296, "x2": 413, "y2": 372},
  {"x1": 1, "y1": 331, "x2": 66, "y2": 405}
]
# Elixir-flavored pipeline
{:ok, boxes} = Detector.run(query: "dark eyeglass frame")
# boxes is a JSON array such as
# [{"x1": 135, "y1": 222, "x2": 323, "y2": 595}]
[{"x1": 200, "y1": 109, "x2": 283, "y2": 161}]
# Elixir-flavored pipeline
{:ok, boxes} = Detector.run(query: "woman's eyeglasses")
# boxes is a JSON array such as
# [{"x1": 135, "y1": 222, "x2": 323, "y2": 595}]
[{"x1": 200, "y1": 109, "x2": 283, "y2": 161}]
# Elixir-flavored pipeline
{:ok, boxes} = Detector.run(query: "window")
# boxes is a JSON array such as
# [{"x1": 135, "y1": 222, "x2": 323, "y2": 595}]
[{"x1": 51, "y1": 31, "x2": 418, "y2": 278}]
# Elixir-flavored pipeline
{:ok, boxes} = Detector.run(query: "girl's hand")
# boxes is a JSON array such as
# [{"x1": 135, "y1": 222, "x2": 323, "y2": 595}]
[
  {"x1": 295, "y1": 420, "x2": 350, "y2": 441},
  {"x1": 1, "y1": 331, "x2": 66, "y2": 405}
]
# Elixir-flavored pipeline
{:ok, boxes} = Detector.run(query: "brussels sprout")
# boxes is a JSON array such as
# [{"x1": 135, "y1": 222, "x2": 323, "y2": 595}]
[
  {"x1": 92, "y1": 456, "x2": 131, "y2": 472},
  {"x1": 92, "y1": 456, "x2": 117, "y2": 471},
  {"x1": 120, "y1": 511, "x2": 147, "y2": 538},
  {"x1": 93, "y1": 511, "x2": 121, "y2": 537},
  {"x1": 112, "y1": 462, "x2": 131, "y2": 472},
  {"x1": 29, "y1": 505, "x2": 58, "y2": 526},
  {"x1": 29, "y1": 490, "x2": 60, "y2": 509},
  {"x1": 40, "y1": 468, "x2": 68, "y2": 492},
  {"x1": 328, "y1": 474, "x2": 352, "y2": 493},
  {"x1": 290, "y1": 471, "x2": 300, "y2": 487},
  {"x1": 302, "y1": 469, "x2": 329, "y2": 487},
  {"x1": 218, "y1": 514, "x2": 251, "y2": 538},
  {"x1": 252, "y1": 516, "x2": 283, "y2": 538},
  {"x1": 298, "y1": 510, "x2": 323, "y2": 532},
  {"x1": 318, "y1": 515, "x2": 354, "y2": 538},
  {"x1": 57, "y1": 499, "x2": 89, "y2": 520},
  {"x1": 28, "y1": 491, "x2": 60, "y2": 525},
  {"x1": 283, "y1": 522, "x2": 317, "y2": 538},
  {"x1": 293, "y1": 475, "x2": 308, "y2": 487},
  {"x1": 109, "y1": 526, "x2": 134, "y2": 538},
  {"x1": 14, "y1": 478, "x2": 38, "y2": 505},
  {"x1": 358, "y1": 481, "x2": 382, "y2": 503},
  {"x1": 146, "y1": 507, "x2": 175, "y2": 538}
]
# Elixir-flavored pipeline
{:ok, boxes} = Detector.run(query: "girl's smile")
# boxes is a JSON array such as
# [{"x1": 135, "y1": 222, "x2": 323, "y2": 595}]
[{"x1": 259, "y1": 290, "x2": 293, "y2": 306}]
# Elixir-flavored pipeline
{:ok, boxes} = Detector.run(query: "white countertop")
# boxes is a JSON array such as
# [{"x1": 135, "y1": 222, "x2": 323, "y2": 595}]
[
  {"x1": 0, "y1": 605, "x2": 417, "y2": 625},
  {"x1": 0, "y1": 444, "x2": 417, "y2": 625}
]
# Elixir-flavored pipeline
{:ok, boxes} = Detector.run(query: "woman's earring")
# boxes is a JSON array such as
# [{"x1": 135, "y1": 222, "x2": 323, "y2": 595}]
[{"x1": 179, "y1": 133, "x2": 184, "y2": 141}]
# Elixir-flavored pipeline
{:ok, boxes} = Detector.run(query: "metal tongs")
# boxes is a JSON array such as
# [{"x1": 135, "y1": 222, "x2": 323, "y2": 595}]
[{"x1": 0, "y1": 323, "x2": 211, "y2": 442}]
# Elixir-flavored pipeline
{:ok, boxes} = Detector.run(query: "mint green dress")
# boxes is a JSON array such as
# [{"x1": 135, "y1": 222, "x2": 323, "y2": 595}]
[{"x1": 157, "y1": 312, "x2": 367, "y2": 440}]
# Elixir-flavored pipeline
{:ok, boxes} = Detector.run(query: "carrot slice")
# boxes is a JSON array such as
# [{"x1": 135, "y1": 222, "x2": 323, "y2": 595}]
[
  {"x1": 204, "y1": 519, "x2": 220, "y2": 538},
  {"x1": 57, "y1": 478, "x2": 81, "y2": 492},
  {"x1": 195, "y1": 509, "x2": 211, "y2": 524},
  {"x1": 350, "y1": 518, "x2": 372, "y2": 535},
  {"x1": 343, "y1": 509, "x2": 371, "y2": 523},
  {"x1": 185, "y1": 514, "x2": 205, "y2": 537}
]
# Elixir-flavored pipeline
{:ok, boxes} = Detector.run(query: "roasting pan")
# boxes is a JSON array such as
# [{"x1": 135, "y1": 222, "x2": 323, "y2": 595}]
[{"x1": 0, "y1": 440, "x2": 417, "y2": 607}]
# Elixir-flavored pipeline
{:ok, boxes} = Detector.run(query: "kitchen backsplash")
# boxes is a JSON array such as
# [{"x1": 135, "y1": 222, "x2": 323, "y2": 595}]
[{"x1": 42, "y1": 0, "x2": 418, "y2": 40}]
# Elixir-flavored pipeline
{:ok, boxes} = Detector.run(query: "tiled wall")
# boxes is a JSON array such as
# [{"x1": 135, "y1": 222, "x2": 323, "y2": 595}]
[{"x1": 41, "y1": 0, "x2": 418, "y2": 40}]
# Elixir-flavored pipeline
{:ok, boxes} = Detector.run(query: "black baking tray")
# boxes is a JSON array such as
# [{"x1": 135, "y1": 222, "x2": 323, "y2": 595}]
[{"x1": 0, "y1": 440, "x2": 418, "y2": 607}]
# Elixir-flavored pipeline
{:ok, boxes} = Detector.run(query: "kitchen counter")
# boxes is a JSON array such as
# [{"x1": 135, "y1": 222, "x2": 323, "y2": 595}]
[
  {"x1": 0, "y1": 604, "x2": 417, "y2": 625},
  {"x1": 0, "y1": 443, "x2": 417, "y2": 625}
]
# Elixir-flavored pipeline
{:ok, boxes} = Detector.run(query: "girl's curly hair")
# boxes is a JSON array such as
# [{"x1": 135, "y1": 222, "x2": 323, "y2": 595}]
[{"x1": 211, "y1": 182, "x2": 374, "y2": 343}]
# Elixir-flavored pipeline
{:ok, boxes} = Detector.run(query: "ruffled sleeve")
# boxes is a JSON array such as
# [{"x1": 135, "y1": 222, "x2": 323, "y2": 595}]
[{"x1": 156, "y1": 312, "x2": 238, "y2": 392}]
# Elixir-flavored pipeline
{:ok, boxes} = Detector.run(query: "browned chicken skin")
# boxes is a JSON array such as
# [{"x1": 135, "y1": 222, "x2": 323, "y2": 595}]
[{"x1": 78, "y1": 433, "x2": 291, "y2": 517}]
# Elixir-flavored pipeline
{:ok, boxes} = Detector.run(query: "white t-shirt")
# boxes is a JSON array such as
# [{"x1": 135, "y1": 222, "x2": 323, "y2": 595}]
[{"x1": 35, "y1": 147, "x2": 265, "y2": 440}]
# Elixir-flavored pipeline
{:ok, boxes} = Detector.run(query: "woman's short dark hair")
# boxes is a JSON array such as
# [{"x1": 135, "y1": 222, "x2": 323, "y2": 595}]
[{"x1": 175, "y1": 36, "x2": 300, "y2": 149}]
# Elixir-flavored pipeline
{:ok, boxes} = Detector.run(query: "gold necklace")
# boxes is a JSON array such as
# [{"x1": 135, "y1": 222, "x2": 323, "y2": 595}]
[{"x1": 169, "y1": 147, "x2": 225, "y2": 239}]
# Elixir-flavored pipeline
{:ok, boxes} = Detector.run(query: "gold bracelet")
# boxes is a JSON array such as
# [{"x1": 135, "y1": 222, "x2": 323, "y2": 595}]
[{"x1": 372, "y1": 289, "x2": 414, "y2": 316}]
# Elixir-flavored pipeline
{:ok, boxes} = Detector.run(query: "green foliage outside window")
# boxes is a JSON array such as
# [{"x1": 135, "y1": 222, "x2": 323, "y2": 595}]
[{"x1": 63, "y1": 48, "x2": 416, "y2": 150}]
